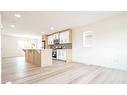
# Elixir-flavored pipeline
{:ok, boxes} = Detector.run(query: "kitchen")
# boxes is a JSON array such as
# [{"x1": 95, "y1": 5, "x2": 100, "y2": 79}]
[{"x1": 23, "y1": 28, "x2": 72, "y2": 67}]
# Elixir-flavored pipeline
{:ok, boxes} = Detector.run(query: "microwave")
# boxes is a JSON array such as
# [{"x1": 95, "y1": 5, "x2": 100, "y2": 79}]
[{"x1": 54, "y1": 39, "x2": 60, "y2": 44}]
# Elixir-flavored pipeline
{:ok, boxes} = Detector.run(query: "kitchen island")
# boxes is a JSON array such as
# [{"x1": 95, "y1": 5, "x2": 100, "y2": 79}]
[{"x1": 23, "y1": 49, "x2": 52, "y2": 67}]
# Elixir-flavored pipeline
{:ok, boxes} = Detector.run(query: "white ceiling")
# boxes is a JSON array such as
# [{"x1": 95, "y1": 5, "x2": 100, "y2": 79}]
[{"x1": 1, "y1": 11, "x2": 124, "y2": 38}]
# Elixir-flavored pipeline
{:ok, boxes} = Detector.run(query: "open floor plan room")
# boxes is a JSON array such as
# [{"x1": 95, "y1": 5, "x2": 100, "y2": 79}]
[{"x1": 1, "y1": 11, "x2": 127, "y2": 84}]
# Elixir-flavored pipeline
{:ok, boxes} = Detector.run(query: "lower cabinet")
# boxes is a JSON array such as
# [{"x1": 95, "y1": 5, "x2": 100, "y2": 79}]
[
  {"x1": 27, "y1": 50, "x2": 41, "y2": 66},
  {"x1": 23, "y1": 49, "x2": 52, "y2": 67},
  {"x1": 57, "y1": 49, "x2": 66, "y2": 61},
  {"x1": 33, "y1": 50, "x2": 41, "y2": 66},
  {"x1": 57, "y1": 49, "x2": 72, "y2": 62}
]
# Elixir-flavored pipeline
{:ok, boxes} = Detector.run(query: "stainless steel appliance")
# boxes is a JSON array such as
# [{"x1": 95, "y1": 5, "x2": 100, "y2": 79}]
[
  {"x1": 54, "y1": 39, "x2": 59, "y2": 44},
  {"x1": 52, "y1": 49, "x2": 57, "y2": 59}
]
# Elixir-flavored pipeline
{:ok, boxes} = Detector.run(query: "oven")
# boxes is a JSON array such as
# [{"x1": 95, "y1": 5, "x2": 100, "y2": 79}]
[{"x1": 52, "y1": 49, "x2": 57, "y2": 59}]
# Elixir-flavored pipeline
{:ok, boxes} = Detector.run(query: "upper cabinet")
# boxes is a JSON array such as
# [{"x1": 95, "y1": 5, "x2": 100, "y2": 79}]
[
  {"x1": 48, "y1": 33, "x2": 59, "y2": 45},
  {"x1": 54, "y1": 33, "x2": 59, "y2": 40},
  {"x1": 47, "y1": 29, "x2": 72, "y2": 45},
  {"x1": 59, "y1": 31, "x2": 71, "y2": 44},
  {"x1": 48, "y1": 35, "x2": 54, "y2": 45}
]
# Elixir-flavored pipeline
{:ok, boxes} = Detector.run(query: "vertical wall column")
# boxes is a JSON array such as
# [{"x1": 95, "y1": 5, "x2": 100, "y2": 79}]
[{"x1": 0, "y1": 13, "x2": 2, "y2": 83}]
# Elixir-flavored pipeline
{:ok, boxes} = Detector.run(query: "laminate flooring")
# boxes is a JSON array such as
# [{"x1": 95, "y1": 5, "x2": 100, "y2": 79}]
[{"x1": 2, "y1": 57, "x2": 127, "y2": 84}]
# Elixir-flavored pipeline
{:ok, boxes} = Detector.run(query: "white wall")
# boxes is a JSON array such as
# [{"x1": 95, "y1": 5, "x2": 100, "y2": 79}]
[
  {"x1": 0, "y1": 13, "x2": 2, "y2": 83},
  {"x1": 72, "y1": 13, "x2": 127, "y2": 71},
  {"x1": 2, "y1": 35, "x2": 41, "y2": 58}
]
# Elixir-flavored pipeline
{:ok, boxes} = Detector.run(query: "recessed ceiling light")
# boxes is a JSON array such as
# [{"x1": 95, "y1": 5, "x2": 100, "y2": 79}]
[
  {"x1": 10, "y1": 25, "x2": 15, "y2": 28},
  {"x1": 50, "y1": 27, "x2": 54, "y2": 30},
  {"x1": 14, "y1": 14, "x2": 21, "y2": 18},
  {"x1": 41, "y1": 32, "x2": 45, "y2": 34}
]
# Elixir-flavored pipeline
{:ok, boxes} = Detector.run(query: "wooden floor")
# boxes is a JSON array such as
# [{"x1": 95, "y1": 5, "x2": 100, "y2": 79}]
[{"x1": 2, "y1": 57, "x2": 127, "y2": 84}]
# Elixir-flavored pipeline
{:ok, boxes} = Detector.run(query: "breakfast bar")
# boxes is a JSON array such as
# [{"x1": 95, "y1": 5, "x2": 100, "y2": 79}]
[{"x1": 23, "y1": 49, "x2": 52, "y2": 67}]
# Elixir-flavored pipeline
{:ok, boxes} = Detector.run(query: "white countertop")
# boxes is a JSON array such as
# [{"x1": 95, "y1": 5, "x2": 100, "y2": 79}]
[
  {"x1": 23, "y1": 48, "x2": 42, "y2": 50},
  {"x1": 23, "y1": 48, "x2": 52, "y2": 50}
]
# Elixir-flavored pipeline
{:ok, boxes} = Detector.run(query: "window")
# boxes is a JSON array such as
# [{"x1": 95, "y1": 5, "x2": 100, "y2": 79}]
[
  {"x1": 18, "y1": 40, "x2": 25, "y2": 49},
  {"x1": 17, "y1": 40, "x2": 37, "y2": 49},
  {"x1": 83, "y1": 31, "x2": 93, "y2": 47}
]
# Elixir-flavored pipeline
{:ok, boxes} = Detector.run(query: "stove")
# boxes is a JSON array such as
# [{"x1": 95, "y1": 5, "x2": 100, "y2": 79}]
[{"x1": 52, "y1": 49, "x2": 57, "y2": 59}]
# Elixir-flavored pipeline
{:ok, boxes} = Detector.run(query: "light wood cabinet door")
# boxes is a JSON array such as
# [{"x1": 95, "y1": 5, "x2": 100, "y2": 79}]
[
  {"x1": 48, "y1": 35, "x2": 54, "y2": 45},
  {"x1": 59, "y1": 32, "x2": 65, "y2": 44},
  {"x1": 57, "y1": 49, "x2": 61, "y2": 60},
  {"x1": 59, "y1": 31, "x2": 71, "y2": 44},
  {"x1": 28, "y1": 50, "x2": 34, "y2": 64},
  {"x1": 48, "y1": 36, "x2": 51, "y2": 45},
  {"x1": 62, "y1": 49, "x2": 66, "y2": 60},
  {"x1": 54, "y1": 33, "x2": 59, "y2": 39},
  {"x1": 59, "y1": 32, "x2": 63, "y2": 44},
  {"x1": 33, "y1": 50, "x2": 41, "y2": 66},
  {"x1": 57, "y1": 49, "x2": 66, "y2": 60},
  {"x1": 57, "y1": 49, "x2": 60, "y2": 60},
  {"x1": 65, "y1": 31, "x2": 69, "y2": 43},
  {"x1": 48, "y1": 29, "x2": 72, "y2": 45}
]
